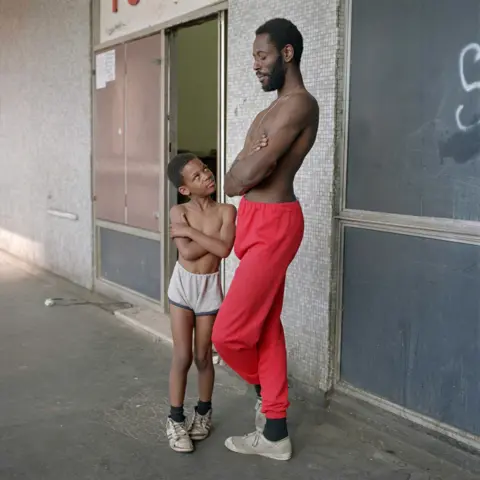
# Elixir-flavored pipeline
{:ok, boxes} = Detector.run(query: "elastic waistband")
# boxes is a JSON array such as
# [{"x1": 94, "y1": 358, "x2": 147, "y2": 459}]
[
  {"x1": 240, "y1": 196, "x2": 301, "y2": 212},
  {"x1": 176, "y1": 261, "x2": 220, "y2": 277}
]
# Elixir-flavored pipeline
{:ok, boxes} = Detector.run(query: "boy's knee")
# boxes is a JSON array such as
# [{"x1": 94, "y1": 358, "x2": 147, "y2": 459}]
[
  {"x1": 194, "y1": 351, "x2": 212, "y2": 371},
  {"x1": 173, "y1": 349, "x2": 193, "y2": 372}
]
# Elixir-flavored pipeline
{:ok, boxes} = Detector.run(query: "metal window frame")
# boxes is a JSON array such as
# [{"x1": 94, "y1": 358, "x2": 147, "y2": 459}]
[
  {"x1": 92, "y1": 33, "x2": 165, "y2": 305},
  {"x1": 91, "y1": 0, "x2": 100, "y2": 285},
  {"x1": 163, "y1": 27, "x2": 178, "y2": 311},
  {"x1": 337, "y1": 0, "x2": 480, "y2": 239},
  {"x1": 162, "y1": 11, "x2": 228, "y2": 308},
  {"x1": 333, "y1": 0, "x2": 480, "y2": 448},
  {"x1": 332, "y1": 0, "x2": 353, "y2": 385},
  {"x1": 91, "y1": 2, "x2": 228, "y2": 308},
  {"x1": 96, "y1": 219, "x2": 162, "y2": 241},
  {"x1": 218, "y1": 9, "x2": 228, "y2": 293}
]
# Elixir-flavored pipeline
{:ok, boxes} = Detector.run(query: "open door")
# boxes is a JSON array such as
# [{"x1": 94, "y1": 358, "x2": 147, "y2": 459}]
[{"x1": 164, "y1": 12, "x2": 227, "y2": 309}]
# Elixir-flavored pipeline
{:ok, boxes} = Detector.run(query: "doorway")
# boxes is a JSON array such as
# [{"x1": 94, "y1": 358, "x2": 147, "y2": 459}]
[{"x1": 164, "y1": 13, "x2": 227, "y2": 306}]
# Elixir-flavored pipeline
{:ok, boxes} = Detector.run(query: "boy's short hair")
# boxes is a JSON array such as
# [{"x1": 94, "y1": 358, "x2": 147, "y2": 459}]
[{"x1": 167, "y1": 152, "x2": 198, "y2": 188}]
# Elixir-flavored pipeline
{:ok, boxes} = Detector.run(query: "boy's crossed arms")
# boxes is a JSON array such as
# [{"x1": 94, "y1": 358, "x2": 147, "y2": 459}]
[{"x1": 169, "y1": 203, "x2": 236, "y2": 261}]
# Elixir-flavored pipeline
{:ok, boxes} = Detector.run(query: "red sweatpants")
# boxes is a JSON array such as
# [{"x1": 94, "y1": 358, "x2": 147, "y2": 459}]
[{"x1": 212, "y1": 197, "x2": 304, "y2": 419}]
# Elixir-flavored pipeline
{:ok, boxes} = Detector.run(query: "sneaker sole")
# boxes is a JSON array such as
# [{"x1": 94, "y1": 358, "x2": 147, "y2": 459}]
[
  {"x1": 168, "y1": 437, "x2": 194, "y2": 453},
  {"x1": 224, "y1": 438, "x2": 292, "y2": 461},
  {"x1": 170, "y1": 445, "x2": 194, "y2": 453},
  {"x1": 190, "y1": 432, "x2": 210, "y2": 441}
]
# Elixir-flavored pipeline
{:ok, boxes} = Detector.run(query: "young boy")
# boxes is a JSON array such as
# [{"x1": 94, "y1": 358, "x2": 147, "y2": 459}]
[{"x1": 166, "y1": 152, "x2": 236, "y2": 453}]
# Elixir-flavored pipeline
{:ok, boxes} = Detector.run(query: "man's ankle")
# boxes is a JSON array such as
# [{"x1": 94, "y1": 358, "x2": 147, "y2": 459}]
[{"x1": 263, "y1": 417, "x2": 288, "y2": 442}]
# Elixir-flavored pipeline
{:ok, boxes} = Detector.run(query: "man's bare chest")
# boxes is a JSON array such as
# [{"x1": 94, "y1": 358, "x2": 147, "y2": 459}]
[{"x1": 247, "y1": 107, "x2": 276, "y2": 144}]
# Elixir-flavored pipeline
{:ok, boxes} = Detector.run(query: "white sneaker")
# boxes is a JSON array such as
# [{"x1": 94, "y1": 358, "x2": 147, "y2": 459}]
[
  {"x1": 255, "y1": 399, "x2": 266, "y2": 432},
  {"x1": 224, "y1": 430, "x2": 292, "y2": 461},
  {"x1": 166, "y1": 418, "x2": 194, "y2": 453},
  {"x1": 188, "y1": 409, "x2": 212, "y2": 441}
]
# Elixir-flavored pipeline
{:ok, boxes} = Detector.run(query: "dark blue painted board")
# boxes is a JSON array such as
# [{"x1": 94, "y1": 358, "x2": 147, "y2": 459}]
[
  {"x1": 99, "y1": 227, "x2": 161, "y2": 301},
  {"x1": 347, "y1": 0, "x2": 480, "y2": 220},
  {"x1": 341, "y1": 227, "x2": 480, "y2": 435}
]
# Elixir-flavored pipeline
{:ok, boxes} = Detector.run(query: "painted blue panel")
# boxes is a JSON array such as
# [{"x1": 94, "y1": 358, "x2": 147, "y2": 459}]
[
  {"x1": 341, "y1": 227, "x2": 480, "y2": 436},
  {"x1": 99, "y1": 227, "x2": 161, "y2": 301},
  {"x1": 347, "y1": 0, "x2": 480, "y2": 220}
]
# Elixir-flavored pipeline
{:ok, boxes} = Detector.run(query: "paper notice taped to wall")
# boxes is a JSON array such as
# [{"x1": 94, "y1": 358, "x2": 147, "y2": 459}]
[
  {"x1": 95, "y1": 54, "x2": 106, "y2": 89},
  {"x1": 95, "y1": 49, "x2": 116, "y2": 89},
  {"x1": 103, "y1": 50, "x2": 116, "y2": 83}
]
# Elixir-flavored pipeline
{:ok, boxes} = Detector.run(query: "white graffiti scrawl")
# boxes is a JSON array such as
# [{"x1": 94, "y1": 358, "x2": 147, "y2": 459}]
[{"x1": 456, "y1": 43, "x2": 480, "y2": 132}]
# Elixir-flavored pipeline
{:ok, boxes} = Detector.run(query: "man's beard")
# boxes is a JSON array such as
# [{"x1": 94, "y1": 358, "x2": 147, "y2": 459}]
[{"x1": 262, "y1": 55, "x2": 286, "y2": 92}]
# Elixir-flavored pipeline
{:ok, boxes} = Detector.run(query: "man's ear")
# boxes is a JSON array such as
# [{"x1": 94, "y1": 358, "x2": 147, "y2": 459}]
[
  {"x1": 178, "y1": 185, "x2": 190, "y2": 196},
  {"x1": 282, "y1": 44, "x2": 294, "y2": 63}
]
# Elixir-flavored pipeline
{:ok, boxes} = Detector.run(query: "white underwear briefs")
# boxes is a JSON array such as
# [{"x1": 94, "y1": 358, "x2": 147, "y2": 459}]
[{"x1": 167, "y1": 262, "x2": 223, "y2": 316}]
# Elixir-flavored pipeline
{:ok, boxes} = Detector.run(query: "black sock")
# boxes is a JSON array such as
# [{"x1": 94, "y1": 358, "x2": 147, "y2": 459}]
[
  {"x1": 169, "y1": 405, "x2": 185, "y2": 423},
  {"x1": 196, "y1": 400, "x2": 212, "y2": 416},
  {"x1": 254, "y1": 384, "x2": 262, "y2": 399},
  {"x1": 263, "y1": 418, "x2": 288, "y2": 442}
]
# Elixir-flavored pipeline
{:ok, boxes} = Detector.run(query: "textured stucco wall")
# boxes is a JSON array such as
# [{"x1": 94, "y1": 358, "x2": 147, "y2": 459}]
[
  {"x1": 225, "y1": 0, "x2": 340, "y2": 391},
  {"x1": 0, "y1": 0, "x2": 93, "y2": 287}
]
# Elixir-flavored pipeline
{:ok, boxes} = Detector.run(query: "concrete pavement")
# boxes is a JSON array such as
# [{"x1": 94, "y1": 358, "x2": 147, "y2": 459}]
[{"x1": 1, "y1": 251, "x2": 479, "y2": 480}]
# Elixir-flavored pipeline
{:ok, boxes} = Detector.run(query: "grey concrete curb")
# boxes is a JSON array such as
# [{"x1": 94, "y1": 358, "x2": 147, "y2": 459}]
[{"x1": 114, "y1": 310, "x2": 173, "y2": 346}]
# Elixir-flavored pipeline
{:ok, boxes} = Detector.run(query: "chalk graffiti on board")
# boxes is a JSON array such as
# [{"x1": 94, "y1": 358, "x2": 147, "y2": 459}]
[{"x1": 456, "y1": 43, "x2": 480, "y2": 132}]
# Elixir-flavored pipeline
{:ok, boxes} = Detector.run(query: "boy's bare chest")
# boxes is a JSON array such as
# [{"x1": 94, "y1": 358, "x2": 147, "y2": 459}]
[{"x1": 185, "y1": 210, "x2": 223, "y2": 238}]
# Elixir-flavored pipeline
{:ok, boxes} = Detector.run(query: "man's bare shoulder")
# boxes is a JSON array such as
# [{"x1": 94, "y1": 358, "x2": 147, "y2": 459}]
[
  {"x1": 289, "y1": 90, "x2": 318, "y2": 117},
  {"x1": 270, "y1": 90, "x2": 319, "y2": 129}
]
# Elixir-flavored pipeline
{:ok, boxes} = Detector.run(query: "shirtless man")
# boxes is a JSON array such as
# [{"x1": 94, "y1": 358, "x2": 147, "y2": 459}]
[{"x1": 212, "y1": 18, "x2": 319, "y2": 461}]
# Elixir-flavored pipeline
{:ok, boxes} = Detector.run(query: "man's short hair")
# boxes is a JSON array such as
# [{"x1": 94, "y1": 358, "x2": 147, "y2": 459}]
[
  {"x1": 256, "y1": 18, "x2": 304, "y2": 65},
  {"x1": 167, "y1": 152, "x2": 197, "y2": 188}
]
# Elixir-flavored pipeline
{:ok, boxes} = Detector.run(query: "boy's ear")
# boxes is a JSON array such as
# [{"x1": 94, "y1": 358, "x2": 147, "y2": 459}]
[{"x1": 178, "y1": 185, "x2": 190, "y2": 196}]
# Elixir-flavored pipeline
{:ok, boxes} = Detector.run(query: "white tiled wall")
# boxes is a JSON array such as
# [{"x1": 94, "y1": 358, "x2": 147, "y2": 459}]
[{"x1": 225, "y1": 0, "x2": 341, "y2": 392}]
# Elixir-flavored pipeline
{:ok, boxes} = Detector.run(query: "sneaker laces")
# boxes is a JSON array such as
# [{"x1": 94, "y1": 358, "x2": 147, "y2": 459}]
[
  {"x1": 191, "y1": 411, "x2": 209, "y2": 430},
  {"x1": 171, "y1": 420, "x2": 189, "y2": 438},
  {"x1": 198, "y1": 415, "x2": 209, "y2": 428},
  {"x1": 242, "y1": 430, "x2": 261, "y2": 446}
]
